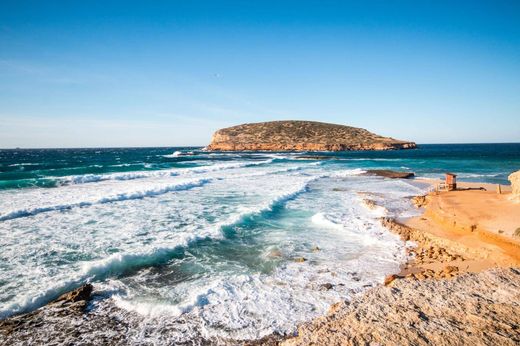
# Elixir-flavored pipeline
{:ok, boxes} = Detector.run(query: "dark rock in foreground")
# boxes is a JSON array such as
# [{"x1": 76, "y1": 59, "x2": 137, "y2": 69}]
[
  {"x1": 207, "y1": 121, "x2": 416, "y2": 152},
  {"x1": 0, "y1": 284, "x2": 94, "y2": 339}
]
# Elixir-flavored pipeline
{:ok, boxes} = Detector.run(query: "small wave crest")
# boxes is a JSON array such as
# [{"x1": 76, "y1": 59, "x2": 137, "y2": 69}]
[
  {"x1": 162, "y1": 151, "x2": 182, "y2": 158},
  {"x1": 0, "y1": 175, "x2": 320, "y2": 319},
  {"x1": 331, "y1": 168, "x2": 366, "y2": 177},
  {"x1": 49, "y1": 160, "x2": 274, "y2": 187},
  {"x1": 0, "y1": 178, "x2": 212, "y2": 222},
  {"x1": 311, "y1": 212, "x2": 344, "y2": 230}
]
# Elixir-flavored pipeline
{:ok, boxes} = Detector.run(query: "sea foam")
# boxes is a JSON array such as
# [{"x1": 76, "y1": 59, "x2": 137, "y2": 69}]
[{"x1": 0, "y1": 178, "x2": 212, "y2": 222}]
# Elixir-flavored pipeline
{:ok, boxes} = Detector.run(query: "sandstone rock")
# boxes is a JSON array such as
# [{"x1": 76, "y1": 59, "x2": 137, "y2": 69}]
[
  {"x1": 207, "y1": 121, "x2": 416, "y2": 152},
  {"x1": 508, "y1": 170, "x2": 520, "y2": 201},
  {"x1": 327, "y1": 302, "x2": 343, "y2": 315},
  {"x1": 384, "y1": 274, "x2": 398, "y2": 286},
  {"x1": 411, "y1": 195, "x2": 428, "y2": 208},
  {"x1": 282, "y1": 268, "x2": 520, "y2": 346}
]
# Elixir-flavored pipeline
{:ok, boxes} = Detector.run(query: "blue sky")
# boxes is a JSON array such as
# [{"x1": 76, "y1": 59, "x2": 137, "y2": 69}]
[{"x1": 0, "y1": 1, "x2": 519, "y2": 147}]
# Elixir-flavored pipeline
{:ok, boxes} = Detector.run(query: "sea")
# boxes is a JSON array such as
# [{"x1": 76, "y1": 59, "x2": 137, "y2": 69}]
[{"x1": 0, "y1": 143, "x2": 519, "y2": 343}]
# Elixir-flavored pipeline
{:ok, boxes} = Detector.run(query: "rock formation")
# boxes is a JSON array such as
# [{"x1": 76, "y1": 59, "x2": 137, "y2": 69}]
[
  {"x1": 282, "y1": 268, "x2": 520, "y2": 346},
  {"x1": 207, "y1": 121, "x2": 416, "y2": 151},
  {"x1": 508, "y1": 170, "x2": 520, "y2": 201},
  {"x1": 363, "y1": 170, "x2": 415, "y2": 179}
]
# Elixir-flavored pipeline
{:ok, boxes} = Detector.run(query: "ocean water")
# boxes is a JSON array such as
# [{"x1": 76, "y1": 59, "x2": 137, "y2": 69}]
[{"x1": 0, "y1": 144, "x2": 519, "y2": 343}]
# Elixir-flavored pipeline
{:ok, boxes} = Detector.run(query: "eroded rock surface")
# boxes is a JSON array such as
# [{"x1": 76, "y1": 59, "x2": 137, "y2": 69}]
[
  {"x1": 283, "y1": 268, "x2": 520, "y2": 346},
  {"x1": 207, "y1": 121, "x2": 416, "y2": 151},
  {"x1": 509, "y1": 170, "x2": 520, "y2": 201}
]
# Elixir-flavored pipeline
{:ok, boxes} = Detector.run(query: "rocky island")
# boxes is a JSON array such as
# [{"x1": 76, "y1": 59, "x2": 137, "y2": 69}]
[{"x1": 206, "y1": 121, "x2": 416, "y2": 151}]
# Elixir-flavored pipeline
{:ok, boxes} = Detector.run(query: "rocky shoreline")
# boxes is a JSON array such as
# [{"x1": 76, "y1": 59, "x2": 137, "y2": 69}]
[
  {"x1": 282, "y1": 267, "x2": 520, "y2": 346},
  {"x1": 281, "y1": 178, "x2": 520, "y2": 345},
  {"x1": 2, "y1": 178, "x2": 519, "y2": 346}
]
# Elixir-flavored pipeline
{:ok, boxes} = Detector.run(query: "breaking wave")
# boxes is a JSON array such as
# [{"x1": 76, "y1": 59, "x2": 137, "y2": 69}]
[
  {"x1": 0, "y1": 178, "x2": 213, "y2": 222},
  {"x1": 0, "y1": 175, "x2": 319, "y2": 319}
]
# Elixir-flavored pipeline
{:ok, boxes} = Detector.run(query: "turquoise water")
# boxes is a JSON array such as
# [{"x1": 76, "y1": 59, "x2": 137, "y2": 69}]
[
  {"x1": 1, "y1": 144, "x2": 518, "y2": 190},
  {"x1": 0, "y1": 144, "x2": 518, "y2": 343}
]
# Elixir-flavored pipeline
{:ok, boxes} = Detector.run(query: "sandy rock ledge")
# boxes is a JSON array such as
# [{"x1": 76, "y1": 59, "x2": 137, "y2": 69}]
[{"x1": 282, "y1": 267, "x2": 520, "y2": 346}]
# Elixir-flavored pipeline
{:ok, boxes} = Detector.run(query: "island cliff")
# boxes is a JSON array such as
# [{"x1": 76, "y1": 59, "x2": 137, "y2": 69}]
[{"x1": 206, "y1": 121, "x2": 416, "y2": 151}]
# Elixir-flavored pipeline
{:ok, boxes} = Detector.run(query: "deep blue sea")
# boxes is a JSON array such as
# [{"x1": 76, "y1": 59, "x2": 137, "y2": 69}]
[{"x1": 0, "y1": 144, "x2": 518, "y2": 343}]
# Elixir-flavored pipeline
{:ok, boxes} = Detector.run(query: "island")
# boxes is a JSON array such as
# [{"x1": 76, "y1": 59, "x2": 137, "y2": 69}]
[{"x1": 206, "y1": 120, "x2": 416, "y2": 151}]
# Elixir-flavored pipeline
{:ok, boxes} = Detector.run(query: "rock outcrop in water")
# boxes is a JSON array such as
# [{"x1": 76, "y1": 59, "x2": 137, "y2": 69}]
[
  {"x1": 364, "y1": 170, "x2": 415, "y2": 179},
  {"x1": 207, "y1": 121, "x2": 416, "y2": 151}
]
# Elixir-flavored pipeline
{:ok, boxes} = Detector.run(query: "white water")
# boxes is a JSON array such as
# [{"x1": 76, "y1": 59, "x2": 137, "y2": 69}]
[{"x1": 0, "y1": 158, "x2": 428, "y2": 342}]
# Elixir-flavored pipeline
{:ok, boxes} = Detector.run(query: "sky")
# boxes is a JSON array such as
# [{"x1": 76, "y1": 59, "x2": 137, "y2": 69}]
[{"x1": 0, "y1": 0, "x2": 519, "y2": 148}]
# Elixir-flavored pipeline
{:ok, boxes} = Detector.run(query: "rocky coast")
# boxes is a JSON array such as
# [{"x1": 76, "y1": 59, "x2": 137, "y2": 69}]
[
  {"x1": 2, "y1": 173, "x2": 519, "y2": 346},
  {"x1": 282, "y1": 176, "x2": 520, "y2": 345}
]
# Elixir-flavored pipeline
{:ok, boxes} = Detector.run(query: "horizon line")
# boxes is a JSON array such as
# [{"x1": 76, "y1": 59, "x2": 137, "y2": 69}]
[{"x1": 1, "y1": 142, "x2": 520, "y2": 150}]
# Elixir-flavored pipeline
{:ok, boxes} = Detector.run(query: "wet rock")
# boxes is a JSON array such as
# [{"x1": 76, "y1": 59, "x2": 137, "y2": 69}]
[
  {"x1": 319, "y1": 283, "x2": 334, "y2": 290},
  {"x1": 364, "y1": 170, "x2": 415, "y2": 179},
  {"x1": 0, "y1": 284, "x2": 94, "y2": 338},
  {"x1": 54, "y1": 284, "x2": 93, "y2": 305}
]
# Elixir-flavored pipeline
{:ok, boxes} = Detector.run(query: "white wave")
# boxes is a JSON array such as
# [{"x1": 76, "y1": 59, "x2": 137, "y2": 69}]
[
  {"x1": 112, "y1": 296, "x2": 183, "y2": 316},
  {"x1": 91, "y1": 176, "x2": 318, "y2": 304},
  {"x1": 163, "y1": 151, "x2": 182, "y2": 158},
  {"x1": 0, "y1": 279, "x2": 84, "y2": 320},
  {"x1": 311, "y1": 212, "x2": 344, "y2": 230},
  {"x1": 110, "y1": 163, "x2": 133, "y2": 167},
  {"x1": 457, "y1": 173, "x2": 500, "y2": 178},
  {"x1": 0, "y1": 175, "x2": 319, "y2": 319},
  {"x1": 8, "y1": 162, "x2": 39, "y2": 167},
  {"x1": 185, "y1": 159, "x2": 273, "y2": 174},
  {"x1": 63, "y1": 170, "x2": 179, "y2": 185},
  {"x1": 0, "y1": 178, "x2": 212, "y2": 222},
  {"x1": 53, "y1": 160, "x2": 274, "y2": 186},
  {"x1": 332, "y1": 168, "x2": 366, "y2": 177},
  {"x1": 311, "y1": 211, "x2": 382, "y2": 246}
]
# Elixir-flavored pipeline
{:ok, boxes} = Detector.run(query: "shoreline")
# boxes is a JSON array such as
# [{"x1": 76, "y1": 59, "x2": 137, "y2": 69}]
[
  {"x1": 2, "y1": 177, "x2": 519, "y2": 345},
  {"x1": 281, "y1": 177, "x2": 520, "y2": 345}
]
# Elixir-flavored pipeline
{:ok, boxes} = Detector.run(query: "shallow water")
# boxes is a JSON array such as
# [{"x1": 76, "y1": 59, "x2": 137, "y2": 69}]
[{"x1": 0, "y1": 144, "x2": 518, "y2": 342}]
